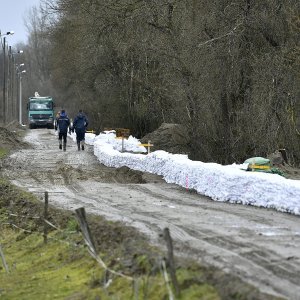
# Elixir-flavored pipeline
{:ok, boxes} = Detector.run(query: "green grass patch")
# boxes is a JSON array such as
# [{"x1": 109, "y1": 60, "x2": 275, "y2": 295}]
[
  {"x1": 0, "y1": 178, "x2": 278, "y2": 300},
  {"x1": 0, "y1": 229, "x2": 221, "y2": 300},
  {"x1": 0, "y1": 148, "x2": 8, "y2": 159},
  {"x1": 0, "y1": 179, "x2": 221, "y2": 299},
  {"x1": 0, "y1": 229, "x2": 107, "y2": 299}
]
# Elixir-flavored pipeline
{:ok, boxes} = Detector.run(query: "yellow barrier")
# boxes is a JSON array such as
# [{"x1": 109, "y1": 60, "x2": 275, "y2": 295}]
[
  {"x1": 249, "y1": 164, "x2": 271, "y2": 170},
  {"x1": 139, "y1": 143, "x2": 154, "y2": 147},
  {"x1": 104, "y1": 128, "x2": 130, "y2": 138},
  {"x1": 139, "y1": 141, "x2": 154, "y2": 154}
]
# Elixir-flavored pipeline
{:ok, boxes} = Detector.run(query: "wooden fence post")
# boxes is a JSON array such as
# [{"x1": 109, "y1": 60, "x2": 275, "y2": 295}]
[
  {"x1": 163, "y1": 227, "x2": 180, "y2": 297},
  {"x1": 9, "y1": 200, "x2": 13, "y2": 227},
  {"x1": 75, "y1": 207, "x2": 133, "y2": 281},
  {"x1": 122, "y1": 135, "x2": 125, "y2": 153},
  {"x1": 43, "y1": 191, "x2": 49, "y2": 244},
  {"x1": 75, "y1": 207, "x2": 97, "y2": 256},
  {"x1": 161, "y1": 258, "x2": 174, "y2": 300},
  {"x1": 0, "y1": 244, "x2": 9, "y2": 273}
]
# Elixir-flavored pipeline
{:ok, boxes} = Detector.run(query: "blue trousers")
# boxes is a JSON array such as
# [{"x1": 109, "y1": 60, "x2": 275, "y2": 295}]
[{"x1": 75, "y1": 130, "x2": 85, "y2": 142}]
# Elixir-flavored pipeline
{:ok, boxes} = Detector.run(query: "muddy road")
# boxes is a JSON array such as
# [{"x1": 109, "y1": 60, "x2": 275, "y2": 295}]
[{"x1": 2, "y1": 129, "x2": 300, "y2": 299}]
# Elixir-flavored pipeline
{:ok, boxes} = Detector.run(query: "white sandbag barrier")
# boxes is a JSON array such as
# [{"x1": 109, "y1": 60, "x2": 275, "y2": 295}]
[{"x1": 81, "y1": 131, "x2": 300, "y2": 215}]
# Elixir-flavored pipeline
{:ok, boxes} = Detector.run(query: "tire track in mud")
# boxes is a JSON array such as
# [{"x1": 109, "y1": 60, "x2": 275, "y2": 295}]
[
  {"x1": 56, "y1": 180, "x2": 300, "y2": 298},
  {"x1": 2, "y1": 129, "x2": 300, "y2": 299},
  {"x1": 182, "y1": 225, "x2": 300, "y2": 285}
]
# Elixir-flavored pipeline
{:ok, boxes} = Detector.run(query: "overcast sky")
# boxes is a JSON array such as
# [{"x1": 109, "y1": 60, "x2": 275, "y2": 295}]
[{"x1": 0, "y1": 0, "x2": 42, "y2": 46}]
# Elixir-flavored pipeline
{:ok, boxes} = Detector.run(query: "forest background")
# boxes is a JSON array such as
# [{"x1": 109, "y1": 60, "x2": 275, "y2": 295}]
[{"x1": 1, "y1": 0, "x2": 300, "y2": 165}]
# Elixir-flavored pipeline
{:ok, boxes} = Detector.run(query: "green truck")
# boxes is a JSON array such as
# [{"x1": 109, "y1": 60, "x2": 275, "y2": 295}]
[{"x1": 27, "y1": 94, "x2": 55, "y2": 129}]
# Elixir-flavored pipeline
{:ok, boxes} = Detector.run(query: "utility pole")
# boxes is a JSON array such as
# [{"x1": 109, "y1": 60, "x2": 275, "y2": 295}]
[
  {"x1": 18, "y1": 70, "x2": 26, "y2": 125},
  {"x1": 1, "y1": 30, "x2": 14, "y2": 124},
  {"x1": 19, "y1": 73, "x2": 22, "y2": 125},
  {"x1": 16, "y1": 64, "x2": 25, "y2": 125},
  {"x1": 2, "y1": 37, "x2": 6, "y2": 124},
  {"x1": 11, "y1": 54, "x2": 16, "y2": 121},
  {"x1": 8, "y1": 46, "x2": 12, "y2": 122},
  {"x1": 11, "y1": 50, "x2": 23, "y2": 121}
]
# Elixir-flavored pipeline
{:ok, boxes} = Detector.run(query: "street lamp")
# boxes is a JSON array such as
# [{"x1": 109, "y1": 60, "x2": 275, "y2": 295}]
[
  {"x1": 18, "y1": 70, "x2": 26, "y2": 125},
  {"x1": 1, "y1": 30, "x2": 14, "y2": 124},
  {"x1": 16, "y1": 63, "x2": 26, "y2": 125},
  {"x1": 8, "y1": 49, "x2": 24, "y2": 121},
  {"x1": 0, "y1": 31, "x2": 14, "y2": 37}
]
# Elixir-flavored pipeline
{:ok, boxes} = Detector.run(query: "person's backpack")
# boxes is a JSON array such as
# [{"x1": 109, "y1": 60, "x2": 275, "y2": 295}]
[{"x1": 74, "y1": 114, "x2": 87, "y2": 130}]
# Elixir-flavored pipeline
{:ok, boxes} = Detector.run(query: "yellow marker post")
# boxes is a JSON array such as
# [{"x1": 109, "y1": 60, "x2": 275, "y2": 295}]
[
  {"x1": 139, "y1": 140, "x2": 154, "y2": 154},
  {"x1": 115, "y1": 135, "x2": 129, "y2": 153}
]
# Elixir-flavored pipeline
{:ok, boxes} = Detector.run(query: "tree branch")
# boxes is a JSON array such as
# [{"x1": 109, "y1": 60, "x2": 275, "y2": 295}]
[{"x1": 197, "y1": 22, "x2": 243, "y2": 48}]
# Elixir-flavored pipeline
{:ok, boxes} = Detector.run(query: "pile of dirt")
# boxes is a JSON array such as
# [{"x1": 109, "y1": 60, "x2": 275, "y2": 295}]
[
  {"x1": 267, "y1": 150, "x2": 300, "y2": 180},
  {"x1": 278, "y1": 164, "x2": 300, "y2": 180},
  {"x1": 55, "y1": 165, "x2": 148, "y2": 184},
  {"x1": 142, "y1": 125, "x2": 300, "y2": 180},
  {"x1": 0, "y1": 125, "x2": 28, "y2": 151},
  {"x1": 141, "y1": 123, "x2": 191, "y2": 155},
  {"x1": 112, "y1": 166, "x2": 146, "y2": 183},
  {"x1": 4, "y1": 120, "x2": 27, "y2": 133}
]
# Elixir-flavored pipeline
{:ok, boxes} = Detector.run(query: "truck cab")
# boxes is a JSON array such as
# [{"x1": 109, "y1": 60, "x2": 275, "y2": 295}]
[{"x1": 28, "y1": 96, "x2": 55, "y2": 129}]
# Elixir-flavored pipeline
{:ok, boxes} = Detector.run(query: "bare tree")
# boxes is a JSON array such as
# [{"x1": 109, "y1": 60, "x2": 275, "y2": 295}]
[{"x1": 23, "y1": 0, "x2": 300, "y2": 165}]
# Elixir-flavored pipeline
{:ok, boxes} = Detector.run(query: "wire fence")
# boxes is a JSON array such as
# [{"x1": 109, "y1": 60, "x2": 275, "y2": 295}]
[{"x1": 0, "y1": 191, "x2": 181, "y2": 299}]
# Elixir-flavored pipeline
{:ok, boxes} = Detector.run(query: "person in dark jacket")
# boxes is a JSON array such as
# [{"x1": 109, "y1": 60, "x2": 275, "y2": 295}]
[
  {"x1": 55, "y1": 109, "x2": 70, "y2": 151},
  {"x1": 72, "y1": 110, "x2": 88, "y2": 151},
  {"x1": 54, "y1": 111, "x2": 61, "y2": 133}
]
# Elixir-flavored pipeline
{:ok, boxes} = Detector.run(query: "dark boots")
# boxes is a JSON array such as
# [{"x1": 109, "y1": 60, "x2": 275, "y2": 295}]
[
  {"x1": 59, "y1": 139, "x2": 66, "y2": 151},
  {"x1": 77, "y1": 141, "x2": 85, "y2": 151}
]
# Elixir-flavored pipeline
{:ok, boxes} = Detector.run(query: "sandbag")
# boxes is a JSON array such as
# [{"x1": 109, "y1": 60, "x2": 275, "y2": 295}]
[{"x1": 244, "y1": 157, "x2": 271, "y2": 171}]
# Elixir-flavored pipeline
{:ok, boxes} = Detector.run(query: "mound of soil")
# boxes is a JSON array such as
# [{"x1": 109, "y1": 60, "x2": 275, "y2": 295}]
[
  {"x1": 112, "y1": 166, "x2": 146, "y2": 184},
  {"x1": 279, "y1": 164, "x2": 300, "y2": 180},
  {"x1": 4, "y1": 120, "x2": 27, "y2": 132},
  {"x1": 267, "y1": 150, "x2": 300, "y2": 180},
  {"x1": 143, "y1": 124, "x2": 300, "y2": 180},
  {"x1": 0, "y1": 125, "x2": 28, "y2": 151},
  {"x1": 141, "y1": 123, "x2": 191, "y2": 155}
]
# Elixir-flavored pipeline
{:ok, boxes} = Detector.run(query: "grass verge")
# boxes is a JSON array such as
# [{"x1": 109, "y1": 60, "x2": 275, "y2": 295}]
[
  {"x1": 0, "y1": 178, "x2": 280, "y2": 300},
  {"x1": 0, "y1": 148, "x2": 8, "y2": 159}
]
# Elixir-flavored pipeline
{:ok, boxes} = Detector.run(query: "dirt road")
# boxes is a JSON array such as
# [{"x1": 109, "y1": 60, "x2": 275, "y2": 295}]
[{"x1": 3, "y1": 129, "x2": 300, "y2": 299}]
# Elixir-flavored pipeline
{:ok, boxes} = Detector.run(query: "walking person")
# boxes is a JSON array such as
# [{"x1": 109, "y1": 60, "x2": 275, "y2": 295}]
[
  {"x1": 55, "y1": 109, "x2": 70, "y2": 151},
  {"x1": 72, "y1": 109, "x2": 88, "y2": 151},
  {"x1": 54, "y1": 110, "x2": 61, "y2": 133}
]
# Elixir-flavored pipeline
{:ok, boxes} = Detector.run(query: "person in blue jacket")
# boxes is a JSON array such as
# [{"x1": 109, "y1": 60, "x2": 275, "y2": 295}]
[
  {"x1": 72, "y1": 109, "x2": 88, "y2": 151},
  {"x1": 55, "y1": 109, "x2": 70, "y2": 151}
]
